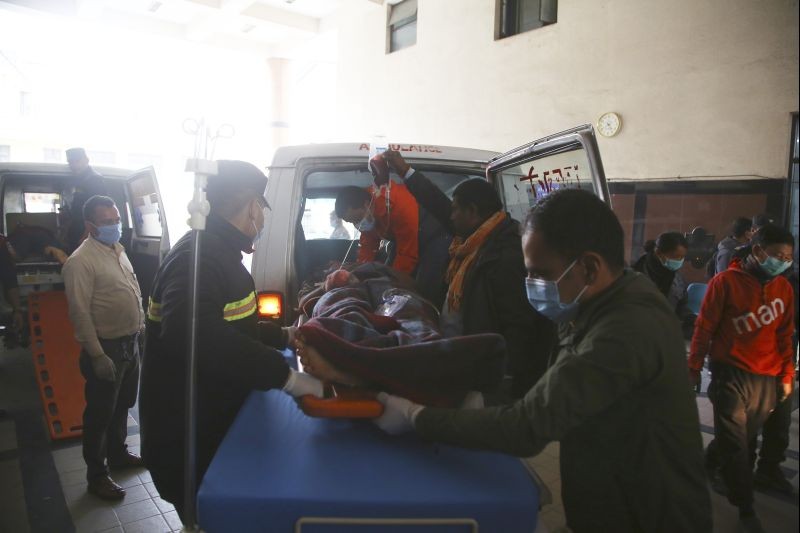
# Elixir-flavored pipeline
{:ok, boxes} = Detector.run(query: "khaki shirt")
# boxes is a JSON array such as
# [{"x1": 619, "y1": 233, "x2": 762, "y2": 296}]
[{"x1": 63, "y1": 236, "x2": 144, "y2": 357}]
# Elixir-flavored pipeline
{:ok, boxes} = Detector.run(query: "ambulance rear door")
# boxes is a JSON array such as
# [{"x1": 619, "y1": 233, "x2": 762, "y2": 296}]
[
  {"x1": 486, "y1": 124, "x2": 611, "y2": 223},
  {"x1": 125, "y1": 167, "x2": 169, "y2": 309}
]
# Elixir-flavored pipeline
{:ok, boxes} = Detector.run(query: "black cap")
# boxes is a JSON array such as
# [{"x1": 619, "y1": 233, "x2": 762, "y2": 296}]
[
  {"x1": 65, "y1": 147, "x2": 87, "y2": 161},
  {"x1": 752, "y1": 213, "x2": 774, "y2": 229},
  {"x1": 207, "y1": 160, "x2": 270, "y2": 209}
]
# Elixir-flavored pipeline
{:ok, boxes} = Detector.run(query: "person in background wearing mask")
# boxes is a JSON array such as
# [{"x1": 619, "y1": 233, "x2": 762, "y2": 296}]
[
  {"x1": 715, "y1": 217, "x2": 753, "y2": 275},
  {"x1": 689, "y1": 224, "x2": 795, "y2": 531},
  {"x1": 62, "y1": 196, "x2": 144, "y2": 501},
  {"x1": 751, "y1": 249, "x2": 799, "y2": 497},
  {"x1": 712, "y1": 216, "x2": 795, "y2": 496},
  {"x1": 371, "y1": 189, "x2": 712, "y2": 532},
  {"x1": 64, "y1": 148, "x2": 108, "y2": 252},
  {"x1": 378, "y1": 149, "x2": 555, "y2": 399},
  {"x1": 751, "y1": 213, "x2": 775, "y2": 234},
  {"x1": 139, "y1": 161, "x2": 324, "y2": 521},
  {"x1": 633, "y1": 231, "x2": 693, "y2": 335},
  {"x1": 329, "y1": 210, "x2": 351, "y2": 240}
]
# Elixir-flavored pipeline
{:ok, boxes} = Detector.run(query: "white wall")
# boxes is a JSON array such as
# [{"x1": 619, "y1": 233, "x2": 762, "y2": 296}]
[
  {"x1": 335, "y1": 0, "x2": 799, "y2": 180},
  {"x1": 0, "y1": 6, "x2": 274, "y2": 244}
]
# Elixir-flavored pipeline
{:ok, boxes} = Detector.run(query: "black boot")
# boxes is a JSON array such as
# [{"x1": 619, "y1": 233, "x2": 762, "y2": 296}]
[
  {"x1": 754, "y1": 464, "x2": 795, "y2": 495},
  {"x1": 738, "y1": 506, "x2": 765, "y2": 533}
]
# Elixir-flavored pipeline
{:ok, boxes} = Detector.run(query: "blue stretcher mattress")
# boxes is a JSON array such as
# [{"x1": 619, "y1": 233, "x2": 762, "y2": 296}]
[{"x1": 198, "y1": 390, "x2": 539, "y2": 532}]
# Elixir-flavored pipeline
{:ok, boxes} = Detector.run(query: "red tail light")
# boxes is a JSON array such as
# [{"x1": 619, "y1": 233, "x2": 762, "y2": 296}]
[{"x1": 257, "y1": 292, "x2": 282, "y2": 320}]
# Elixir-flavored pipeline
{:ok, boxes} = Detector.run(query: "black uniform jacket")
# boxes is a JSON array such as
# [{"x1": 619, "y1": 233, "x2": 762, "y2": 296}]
[
  {"x1": 139, "y1": 214, "x2": 290, "y2": 501},
  {"x1": 67, "y1": 169, "x2": 107, "y2": 252}
]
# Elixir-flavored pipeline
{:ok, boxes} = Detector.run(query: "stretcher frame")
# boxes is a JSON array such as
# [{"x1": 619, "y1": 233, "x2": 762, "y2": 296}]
[
  {"x1": 295, "y1": 516, "x2": 479, "y2": 532},
  {"x1": 291, "y1": 461, "x2": 548, "y2": 532}
]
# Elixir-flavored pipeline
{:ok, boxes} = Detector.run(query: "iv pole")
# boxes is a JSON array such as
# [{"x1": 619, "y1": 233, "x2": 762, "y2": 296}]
[{"x1": 180, "y1": 118, "x2": 229, "y2": 532}]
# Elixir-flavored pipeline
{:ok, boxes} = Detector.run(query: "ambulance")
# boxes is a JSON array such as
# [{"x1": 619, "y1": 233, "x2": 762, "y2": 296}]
[{"x1": 251, "y1": 124, "x2": 610, "y2": 325}]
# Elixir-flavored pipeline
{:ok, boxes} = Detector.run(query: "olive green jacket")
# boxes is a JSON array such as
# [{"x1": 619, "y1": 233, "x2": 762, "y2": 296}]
[{"x1": 416, "y1": 271, "x2": 712, "y2": 533}]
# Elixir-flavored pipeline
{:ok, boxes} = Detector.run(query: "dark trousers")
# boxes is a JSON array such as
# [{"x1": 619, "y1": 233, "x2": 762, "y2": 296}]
[
  {"x1": 756, "y1": 395, "x2": 792, "y2": 468},
  {"x1": 150, "y1": 445, "x2": 217, "y2": 526},
  {"x1": 79, "y1": 335, "x2": 140, "y2": 481},
  {"x1": 151, "y1": 468, "x2": 186, "y2": 521},
  {"x1": 707, "y1": 363, "x2": 777, "y2": 508},
  {"x1": 758, "y1": 335, "x2": 797, "y2": 468}
]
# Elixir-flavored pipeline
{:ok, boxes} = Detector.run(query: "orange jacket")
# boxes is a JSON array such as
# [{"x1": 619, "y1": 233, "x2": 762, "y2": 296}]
[{"x1": 357, "y1": 183, "x2": 419, "y2": 274}]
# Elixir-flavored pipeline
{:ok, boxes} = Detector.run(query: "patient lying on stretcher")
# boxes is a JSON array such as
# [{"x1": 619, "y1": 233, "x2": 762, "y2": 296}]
[{"x1": 292, "y1": 263, "x2": 505, "y2": 408}]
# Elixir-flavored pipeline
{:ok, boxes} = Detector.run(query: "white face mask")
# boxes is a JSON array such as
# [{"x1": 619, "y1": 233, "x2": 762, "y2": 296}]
[
  {"x1": 252, "y1": 219, "x2": 264, "y2": 243},
  {"x1": 250, "y1": 199, "x2": 266, "y2": 244}
]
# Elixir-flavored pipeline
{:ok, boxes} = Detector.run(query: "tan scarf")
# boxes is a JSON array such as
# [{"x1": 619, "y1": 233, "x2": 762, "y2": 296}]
[{"x1": 445, "y1": 211, "x2": 507, "y2": 311}]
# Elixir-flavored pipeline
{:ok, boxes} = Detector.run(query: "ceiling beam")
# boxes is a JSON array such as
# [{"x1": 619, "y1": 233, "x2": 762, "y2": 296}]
[
  {"x1": 241, "y1": 2, "x2": 319, "y2": 33},
  {"x1": 100, "y1": 6, "x2": 273, "y2": 57},
  {"x1": 182, "y1": 0, "x2": 222, "y2": 8}
]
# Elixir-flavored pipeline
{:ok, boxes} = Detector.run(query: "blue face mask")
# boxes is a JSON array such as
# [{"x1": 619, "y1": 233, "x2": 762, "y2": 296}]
[
  {"x1": 93, "y1": 222, "x2": 122, "y2": 246},
  {"x1": 358, "y1": 216, "x2": 375, "y2": 233},
  {"x1": 758, "y1": 254, "x2": 793, "y2": 277},
  {"x1": 662, "y1": 257, "x2": 685, "y2": 271},
  {"x1": 525, "y1": 260, "x2": 589, "y2": 323}
]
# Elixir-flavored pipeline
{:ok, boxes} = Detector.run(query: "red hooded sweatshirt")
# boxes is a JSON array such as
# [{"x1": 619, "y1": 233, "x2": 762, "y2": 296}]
[{"x1": 689, "y1": 257, "x2": 795, "y2": 384}]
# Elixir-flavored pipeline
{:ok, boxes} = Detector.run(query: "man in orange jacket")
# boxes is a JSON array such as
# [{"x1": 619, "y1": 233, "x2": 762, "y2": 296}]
[
  {"x1": 689, "y1": 224, "x2": 795, "y2": 530},
  {"x1": 335, "y1": 182, "x2": 451, "y2": 307}
]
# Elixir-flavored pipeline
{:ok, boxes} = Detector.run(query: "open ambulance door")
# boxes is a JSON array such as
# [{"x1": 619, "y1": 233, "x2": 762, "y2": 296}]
[
  {"x1": 486, "y1": 124, "x2": 611, "y2": 222},
  {"x1": 124, "y1": 167, "x2": 169, "y2": 310}
]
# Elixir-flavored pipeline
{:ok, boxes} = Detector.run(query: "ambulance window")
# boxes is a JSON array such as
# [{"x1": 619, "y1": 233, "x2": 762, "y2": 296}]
[
  {"x1": 302, "y1": 168, "x2": 480, "y2": 239},
  {"x1": 302, "y1": 197, "x2": 360, "y2": 241},
  {"x1": 497, "y1": 148, "x2": 596, "y2": 223},
  {"x1": 23, "y1": 192, "x2": 61, "y2": 213}
]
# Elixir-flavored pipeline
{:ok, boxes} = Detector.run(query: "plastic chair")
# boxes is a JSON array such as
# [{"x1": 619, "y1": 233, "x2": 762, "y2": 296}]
[{"x1": 686, "y1": 283, "x2": 708, "y2": 316}]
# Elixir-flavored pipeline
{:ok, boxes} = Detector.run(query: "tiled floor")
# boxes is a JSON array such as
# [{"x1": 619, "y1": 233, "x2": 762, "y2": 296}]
[
  {"x1": 2, "y1": 343, "x2": 799, "y2": 533},
  {"x1": 1, "y1": 345, "x2": 182, "y2": 533},
  {"x1": 53, "y1": 433, "x2": 182, "y2": 533}
]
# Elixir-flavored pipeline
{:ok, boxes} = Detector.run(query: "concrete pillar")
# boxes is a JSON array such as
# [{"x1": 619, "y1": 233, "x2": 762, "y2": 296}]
[{"x1": 268, "y1": 57, "x2": 291, "y2": 150}]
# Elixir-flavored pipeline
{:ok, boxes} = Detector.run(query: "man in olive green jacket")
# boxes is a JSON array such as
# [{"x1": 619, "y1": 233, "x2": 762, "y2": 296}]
[{"x1": 375, "y1": 190, "x2": 712, "y2": 533}]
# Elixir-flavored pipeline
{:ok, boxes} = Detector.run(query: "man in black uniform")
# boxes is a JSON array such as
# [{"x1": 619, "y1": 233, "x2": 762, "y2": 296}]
[
  {"x1": 65, "y1": 148, "x2": 107, "y2": 252},
  {"x1": 139, "y1": 160, "x2": 323, "y2": 520}
]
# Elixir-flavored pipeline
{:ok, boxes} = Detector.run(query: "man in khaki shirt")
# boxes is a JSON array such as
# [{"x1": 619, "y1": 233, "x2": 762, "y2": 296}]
[{"x1": 63, "y1": 195, "x2": 144, "y2": 501}]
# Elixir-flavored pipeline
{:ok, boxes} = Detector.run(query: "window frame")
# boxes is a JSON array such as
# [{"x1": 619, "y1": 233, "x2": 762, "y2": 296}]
[
  {"x1": 386, "y1": 0, "x2": 418, "y2": 54},
  {"x1": 495, "y1": 0, "x2": 558, "y2": 40}
]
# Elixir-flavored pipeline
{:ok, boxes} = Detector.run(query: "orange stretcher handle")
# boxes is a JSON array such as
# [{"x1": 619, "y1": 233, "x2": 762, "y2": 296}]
[{"x1": 300, "y1": 385, "x2": 384, "y2": 419}]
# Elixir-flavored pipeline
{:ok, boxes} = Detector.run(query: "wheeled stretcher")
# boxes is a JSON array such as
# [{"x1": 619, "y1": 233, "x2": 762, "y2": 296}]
[{"x1": 197, "y1": 391, "x2": 541, "y2": 532}]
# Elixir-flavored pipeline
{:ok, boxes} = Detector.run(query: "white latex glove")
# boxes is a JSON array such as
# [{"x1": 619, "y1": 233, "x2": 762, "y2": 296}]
[
  {"x1": 91, "y1": 354, "x2": 116, "y2": 382},
  {"x1": 282, "y1": 369, "x2": 324, "y2": 398},
  {"x1": 460, "y1": 391, "x2": 484, "y2": 409},
  {"x1": 373, "y1": 392, "x2": 424, "y2": 435}
]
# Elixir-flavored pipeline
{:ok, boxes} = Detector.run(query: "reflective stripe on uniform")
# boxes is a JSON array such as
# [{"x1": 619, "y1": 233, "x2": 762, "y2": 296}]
[
  {"x1": 147, "y1": 292, "x2": 256, "y2": 323},
  {"x1": 223, "y1": 291, "x2": 257, "y2": 322},
  {"x1": 147, "y1": 297, "x2": 162, "y2": 322}
]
